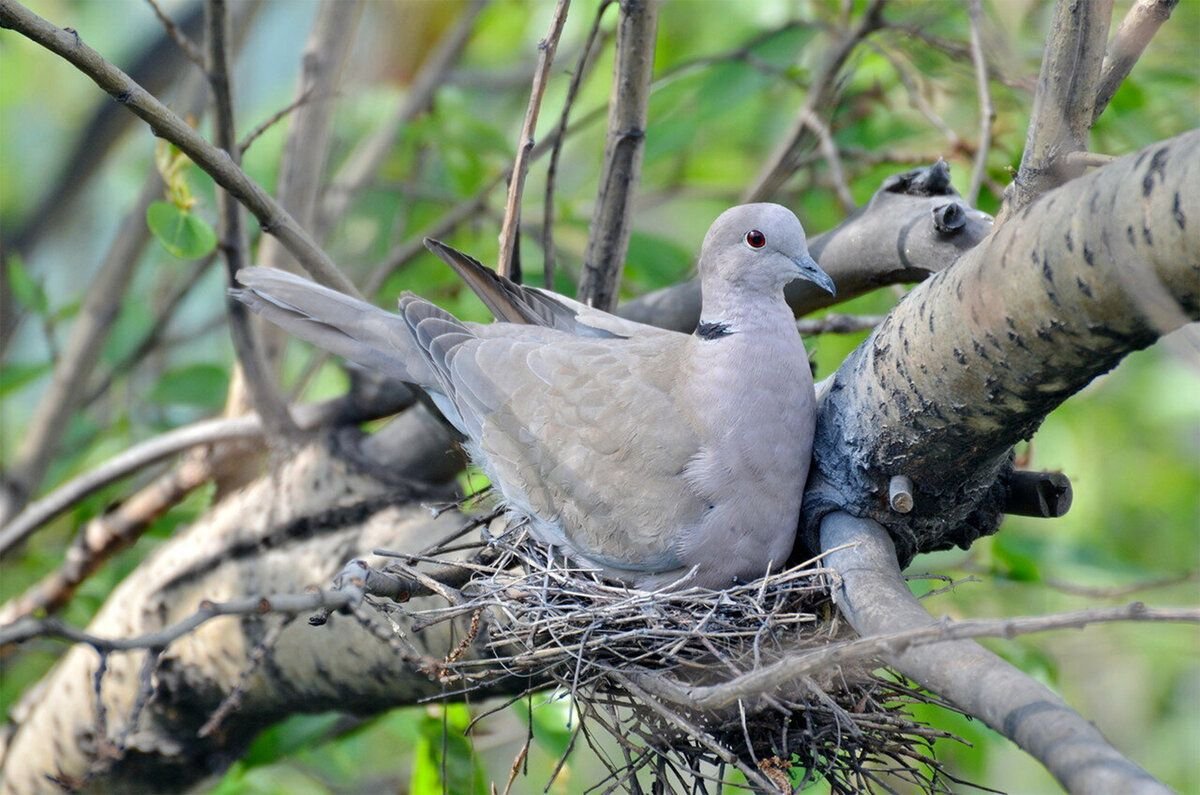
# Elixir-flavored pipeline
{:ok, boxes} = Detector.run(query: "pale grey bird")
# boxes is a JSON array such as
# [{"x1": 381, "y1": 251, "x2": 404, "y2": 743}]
[{"x1": 233, "y1": 203, "x2": 834, "y2": 589}]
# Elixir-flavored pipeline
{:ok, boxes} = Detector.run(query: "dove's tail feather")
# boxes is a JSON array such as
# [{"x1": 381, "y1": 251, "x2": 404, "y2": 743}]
[
  {"x1": 423, "y1": 238, "x2": 603, "y2": 335},
  {"x1": 232, "y1": 267, "x2": 438, "y2": 386}
]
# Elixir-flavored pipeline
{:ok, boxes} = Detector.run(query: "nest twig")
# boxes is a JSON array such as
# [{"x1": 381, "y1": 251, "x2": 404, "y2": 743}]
[{"x1": 384, "y1": 519, "x2": 967, "y2": 794}]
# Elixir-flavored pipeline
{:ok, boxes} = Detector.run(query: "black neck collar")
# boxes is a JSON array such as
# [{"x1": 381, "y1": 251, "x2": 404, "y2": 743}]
[{"x1": 695, "y1": 320, "x2": 733, "y2": 340}]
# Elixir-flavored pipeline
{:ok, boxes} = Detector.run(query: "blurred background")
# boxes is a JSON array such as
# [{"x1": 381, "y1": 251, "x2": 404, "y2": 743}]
[{"x1": 1, "y1": 0, "x2": 1197, "y2": 792}]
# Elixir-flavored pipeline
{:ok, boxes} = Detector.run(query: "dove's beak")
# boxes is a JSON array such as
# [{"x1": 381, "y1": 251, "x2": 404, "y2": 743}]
[{"x1": 792, "y1": 252, "x2": 836, "y2": 296}]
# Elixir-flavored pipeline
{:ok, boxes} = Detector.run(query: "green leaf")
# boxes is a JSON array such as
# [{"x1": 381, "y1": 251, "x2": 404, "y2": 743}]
[
  {"x1": 146, "y1": 201, "x2": 217, "y2": 259},
  {"x1": 6, "y1": 254, "x2": 48, "y2": 315},
  {"x1": 149, "y1": 363, "x2": 229, "y2": 409},
  {"x1": 0, "y1": 360, "x2": 51, "y2": 398},
  {"x1": 409, "y1": 706, "x2": 487, "y2": 795}
]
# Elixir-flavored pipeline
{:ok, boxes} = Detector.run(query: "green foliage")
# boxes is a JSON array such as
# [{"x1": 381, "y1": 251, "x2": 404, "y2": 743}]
[{"x1": 146, "y1": 200, "x2": 217, "y2": 260}]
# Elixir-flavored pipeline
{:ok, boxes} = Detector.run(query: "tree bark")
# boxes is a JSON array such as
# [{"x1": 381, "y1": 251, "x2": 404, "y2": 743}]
[{"x1": 799, "y1": 130, "x2": 1200, "y2": 565}]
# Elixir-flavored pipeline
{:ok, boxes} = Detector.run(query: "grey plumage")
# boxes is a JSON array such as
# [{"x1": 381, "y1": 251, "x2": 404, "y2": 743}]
[{"x1": 233, "y1": 203, "x2": 834, "y2": 589}]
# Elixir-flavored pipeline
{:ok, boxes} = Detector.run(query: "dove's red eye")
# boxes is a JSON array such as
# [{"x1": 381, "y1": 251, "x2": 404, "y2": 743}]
[{"x1": 745, "y1": 230, "x2": 766, "y2": 249}]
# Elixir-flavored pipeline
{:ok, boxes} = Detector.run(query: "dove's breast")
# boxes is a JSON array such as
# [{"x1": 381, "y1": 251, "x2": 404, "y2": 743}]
[{"x1": 675, "y1": 322, "x2": 816, "y2": 585}]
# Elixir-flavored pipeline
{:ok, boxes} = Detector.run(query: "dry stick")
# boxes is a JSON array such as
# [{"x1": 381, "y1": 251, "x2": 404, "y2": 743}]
[
  {"x1": 1093, "y1": 0, "x2": 1179, "y2": 123},
  {"x1": 82, "y1": 257, "x2": 217, "y2": 409},
  {"x1": 576, "y1": 0, "x2": 659, "y2": 311},
  {"x1": 869, "y1": 40, "x2": 961, "y2": 150},
  {"x1": 744, "y1": 0, "x2": 884, "y2": 203},
  {"x1": 0, "y1": 390, "x2": 411, "y2": 560},
  {"x1": 207, "y1": 0, "x2": 299, "y2": 440},
  {"x1": 997, "y1": 0, "x2": 1114, "y2": 222},
  {"x1": 965, "y1": 0, "x2": 993, "y2": 207},
  {"x1": 144, "y1": 0, "x2": 205, "y2": 69},
  {"x1": 496, "y1": 0, "x2": 572, "y2": 282},
  {"x1": 0, "y1": 0, "x2": 360, "y2": 298},
  {"x1": 254, "y1": 0, "x2": 362, "y2": 281},
  {"x1": 237, "y1": 87, "x2": 314, "y2": 155},
  {"x1": 318, "y1": 0, "x2": 487, "y2": 237},
  {"x1": 543, "y1": 2, "x2": 612, "y2": 290},
  {"x1": 0, "y1": 590, "x2": 355, "y2": 652},
  {"x1": 795, "y1": 314, "x2": 883, "y2": 335},
  {"x1": 818, "y1": 513, "x2": 1177, "y2": 795},
  {"x1": 800, "y1": 108, "x2": 855, "y2": 213},
  {"x1": 0, "y1": 173, "x2": 161, "y2": 529}
]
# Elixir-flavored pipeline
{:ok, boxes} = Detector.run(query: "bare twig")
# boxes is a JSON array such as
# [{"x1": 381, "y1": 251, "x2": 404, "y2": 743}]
[
  {"x1": 496, "y1": 0, "x2": 571, "y2": 282},
  {"x1": 1093, "y1": 0, "x2": 1179, "y2": 123},
  {"x1": 317, "y1": 0, "x2": 487, "y2": 236},
  {"x1": 206, "y1": 0, "x2": 299, "y2": 439},
  {"x1": 144, "y1": 0, "x2": 205, "y2": 69},
  {"x1": 0, "y1": 0, "x2": 360, "y2": 297},
  {"x1": 542, "y1": 1, "x2": 612, "y2": 289},
  {"x1": 0, "y1": 173, "x2": 161, "y2": 528},
  {"x1": 0, "y1": 591, "x2": 354, "y2": 652},
  {"x1": 1064, "y1": 150, "x2": 1117, "y2": 168},
  {"x1": 998, "y1": 0, "x2": 1114, "y2": 221},
  {"x1": 966, "y1": 0, "x2": 994, "y2": 206},
  {"x1": 800, "y1": 108, "x2": 855, "y2": 212},
  {"x1": 0, "y1": 391, "x2": 412, "y2": 560},
  {"x1": 576, "y1": 0, "x2": 659, "y2": 311},
  {"x1": 744, "y1": 0, "x2": 884, "y2": 202},
  {"x1": 795, "y1": 314, "x2": 884, "y2": 335},
  {"x1": 81, "y1": 257, "x2": 217, "y2": 408},
  {"x1": 237, "y1": 88, "x2": 313, "y2": 155}
]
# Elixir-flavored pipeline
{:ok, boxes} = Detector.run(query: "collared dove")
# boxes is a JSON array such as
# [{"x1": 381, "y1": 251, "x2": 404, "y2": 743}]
[{"x1": 233, "y1": 203, "x2": 834, "y2": 589}]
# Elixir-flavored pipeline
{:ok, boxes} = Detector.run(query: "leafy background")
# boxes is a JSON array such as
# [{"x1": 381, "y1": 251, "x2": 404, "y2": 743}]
[{"x1": 1, "y1": 0, "x2": 1197, "y2": 792}]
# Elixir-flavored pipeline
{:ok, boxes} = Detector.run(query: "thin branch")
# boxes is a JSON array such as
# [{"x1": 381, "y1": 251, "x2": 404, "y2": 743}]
[
  {"x1": 0, "y1": 173, "x2": 162, "y2": 528},
  {"x1": 576, "y1": 0, "x2": 659, "y2": 311},
  {"x1": 744, "y1": 0, "x2": 884, "y2": 202},
  {"x1": 497, "y1": 0, "x2": 571, "y2": 282},
  {"x1": 637, "y1": 594, "x2": 1198, "y2": 712},
  {"x1": 966, "y1": 0, "x2": 993, "y2": 206},
  {"x1": 236, "y1": 87, "x2": 313, "y2": 155},
  {"x1": 317, "y1": 0, "x2": 487, "y2": 237},
  {"x1": 0, "y1": 590, "x2": 355, "y2": 652},
  {"x1": 998, "y1": 0, "x2": 1114, "y2": 221},
  {"x1": 144, "y1": 0, "x2": 205, "y2": 69},
  {"x1": 543, "y1": 2, "x2": 613, "y2": 289},
  {"x1": 800, "y1": 108, "x2": 855, "y2": 212},
  {"x1": 81, "y1": 257, "x2": 217, "y2": 409},
  {"x1": 0, "y1": 0, "x2": 360, "y2": 297},
  {"x1": 206, "y1": 0, "x2": 299, "y2": 439},
  {"x1": 0, "y1": 391, "x2": 413, "y2": 559},
  {"x1": 795, "y1": 314, "x2": 884, "y2": 335},
  {"x1": 1093, "y1": 0, "x2": 1179, "y2": 123}
]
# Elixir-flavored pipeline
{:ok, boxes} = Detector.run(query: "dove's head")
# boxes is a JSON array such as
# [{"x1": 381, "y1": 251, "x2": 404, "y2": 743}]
[{"x1": 699, "y1": 203, "x2": 835, "y2": 296}]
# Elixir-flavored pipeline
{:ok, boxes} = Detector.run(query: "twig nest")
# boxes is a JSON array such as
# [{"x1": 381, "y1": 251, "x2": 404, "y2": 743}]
[{"x1": 401, "y1": 520, "x2": 962, "y2": 793}]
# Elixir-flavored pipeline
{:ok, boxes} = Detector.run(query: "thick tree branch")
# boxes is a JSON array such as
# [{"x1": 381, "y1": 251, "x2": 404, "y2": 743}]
[
  {"x1": 819, "y1": 513, "x2": 1173, "y2": 795},
  {"x1": 0, "y1": 0, "x2": 360, "y2": 297},
  {"x1": 0, "y1": 445, "x2": 473, "y2": 794},
  {"x1": 576, "y1": 0, "x2": 658, "y2": 311},
  {"x1": 999, "y1": 0, "x2": 1114, "y2": 220},
  {"x1": 800, "y1": 131, "x2": 1200, "y2": 564}
]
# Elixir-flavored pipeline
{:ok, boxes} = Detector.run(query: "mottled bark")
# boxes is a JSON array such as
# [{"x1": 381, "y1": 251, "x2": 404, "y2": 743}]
[
  {"x1": 0, "y1": 441, "x2": 471, "y2": 795},
  {"x1": 800, "y1": 131, "x2": 1200, "y2": 565}
]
